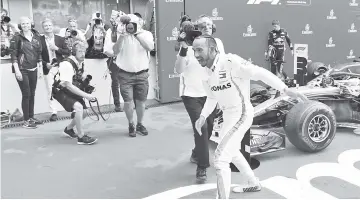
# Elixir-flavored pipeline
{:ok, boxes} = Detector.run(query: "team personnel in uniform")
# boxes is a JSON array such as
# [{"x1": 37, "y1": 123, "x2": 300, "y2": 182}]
[
  {"x1": 267, "y1": 20, "x2": 293, "y2": 79},
  {"x1": 193, "y1": 35, "x2": 307, "y2": 199},
  {"x1": 174, "y1": 14, "x2": 224, "y2": 182}
]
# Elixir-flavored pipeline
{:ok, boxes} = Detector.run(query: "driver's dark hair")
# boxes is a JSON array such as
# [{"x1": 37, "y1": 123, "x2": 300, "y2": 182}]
[
  {"x1": 194, "y1": 35, "x2": 218, "y2": 51},
  {"x1": 134, "y1": 12, "x2": 142, "y2": 18}
]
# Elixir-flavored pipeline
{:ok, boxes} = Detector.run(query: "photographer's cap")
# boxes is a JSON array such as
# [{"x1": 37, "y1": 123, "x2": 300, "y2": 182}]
[{"x1": 92, "y1": 12, "x2": 102, "y2": 20}]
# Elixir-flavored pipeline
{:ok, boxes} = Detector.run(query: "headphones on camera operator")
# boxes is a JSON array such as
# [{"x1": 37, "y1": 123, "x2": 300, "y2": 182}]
[
  {"x1": 195, "y1": 14, "x2": 216, "y2": 34},
  {"x1": 17, "y1": 17, "x2": 35, "y2": 31}
]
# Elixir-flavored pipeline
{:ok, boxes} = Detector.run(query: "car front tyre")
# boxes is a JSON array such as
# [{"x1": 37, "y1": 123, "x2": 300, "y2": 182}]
[{"x1": 284, "y1": 101, "x2": 337, "y2": 153}]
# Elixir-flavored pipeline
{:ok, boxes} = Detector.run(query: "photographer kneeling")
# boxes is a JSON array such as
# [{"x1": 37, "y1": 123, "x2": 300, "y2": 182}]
[{"x1": 52, "y1": 41, "x2": 98, "y2": 145}]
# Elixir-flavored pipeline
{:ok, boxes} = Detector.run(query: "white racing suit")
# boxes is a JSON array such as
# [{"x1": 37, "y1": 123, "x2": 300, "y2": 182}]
[{"x1": 200, "y1": 53, "x2": 287, "y2": 199}]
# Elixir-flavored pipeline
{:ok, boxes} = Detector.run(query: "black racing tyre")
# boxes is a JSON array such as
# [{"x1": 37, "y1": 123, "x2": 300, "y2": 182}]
[
  {"x1": 307, "y1": 62, "x2": 328, "y2": 77},
  {"x1": 284, "y1": 100, "x2": 336, "y2": 153}
]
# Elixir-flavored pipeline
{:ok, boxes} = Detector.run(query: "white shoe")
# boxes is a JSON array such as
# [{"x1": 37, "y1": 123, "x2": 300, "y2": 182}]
[
  {"x1": 232, "y1": 179, "x2": 262, "y2": 193},
  {"x1": 354, "y1": 128, "x2": 360, "y2": 135}
]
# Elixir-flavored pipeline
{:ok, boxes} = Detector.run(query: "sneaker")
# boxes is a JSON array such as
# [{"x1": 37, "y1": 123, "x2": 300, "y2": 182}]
[
  {"x1": 23, "y1": 119, "x2": 37, "y2": 129},
  {"x1": 136, "y1": 123, "x2": 148, "y2": 136},
  {"x1": 49, "y1": 114, "x2": 58, "y2": 121},
  {"x1": 77, "y1": 135, "x2": 98, "y2": 145},
  {"x1": 129, "y1": 123, "x2": 136, "y2": 137},
  {"x1": 196, "y1": 167, "x2": 207, "y2": 183},
  {"x1": 232, "y1": 179, "x2": 262, "y2": 193},
  {"x1": 63, "y1": 127, "x2": 78, "y2": 139},
  {"x1": 30, "y1": 117, "x2": 44, "y2": 125},
  {"x1": 190, "y1": 149, "x2": 198, "y2": 164}
]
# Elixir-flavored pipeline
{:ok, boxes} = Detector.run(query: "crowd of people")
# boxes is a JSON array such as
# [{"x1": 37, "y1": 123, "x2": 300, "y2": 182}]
[{"x1": 2, "y1": 8, "x2": 154, "y2": 144}]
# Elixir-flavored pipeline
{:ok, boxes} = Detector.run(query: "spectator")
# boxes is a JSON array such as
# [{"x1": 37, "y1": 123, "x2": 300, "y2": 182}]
[
  {"x1": 10, "y1": 16, "x2": 43, "y2": 128},
  {"x1": 40, "y1": 18, "x2": 70, "y2": 121},
  {"x1": 103, "y1": 10, "x2": 123, "y2": 112},
  {"x1": 113, "y1": 14, "x2": 154, "y2": 137}
]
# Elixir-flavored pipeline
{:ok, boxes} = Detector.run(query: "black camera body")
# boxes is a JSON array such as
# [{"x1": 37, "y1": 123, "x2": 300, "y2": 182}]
[
  {"x1": 72, "y1": 74, "x2": 95, "y2": 94},
  {"x1": 1, "y1": 44, "x2": 10, "y2": 57},
  {"x1": 70, "y1": 30, "x2": 78, "y2": 37},
  {"x1": 1, "y1": 16, "x2": 11, "y2": 24},
  {"x1": 94, "y1": 19, "x2": 101, "y2": 25}
]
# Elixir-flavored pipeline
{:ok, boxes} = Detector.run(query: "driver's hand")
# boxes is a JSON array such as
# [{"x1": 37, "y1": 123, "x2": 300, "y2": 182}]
[
  {"x1": 284, "y1": 87, "x2": 308, "y2": 102},
  {"x1": 195, "y1": 115, "x2": 206, "y2": 136}
]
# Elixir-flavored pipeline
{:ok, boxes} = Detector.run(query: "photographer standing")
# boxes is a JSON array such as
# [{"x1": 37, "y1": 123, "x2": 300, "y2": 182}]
[
  {"x1": 10, "y1": 16, "x2": 43, "y2": 128},
  {"x1": 84, "y1": 12, "x2": 110, "y2": 59},
  {"x1": 174, "y1": 15, "x2": 225, "y2": 182},
  {"x1": 103, "y1": 10, "x2": 123, "y2": 112},
  {"x1": 58, "y1": 19, "x2": 86, "y2": 52},
  {"x1": 40, "y1": 18, "x2": 70, "y2": 121},
  {"x1": 113, "y1": 14, "x2": 154, "y2": 137},
  {"x1": 53, "y1": 41, "x2": 97, "y2": 145}
]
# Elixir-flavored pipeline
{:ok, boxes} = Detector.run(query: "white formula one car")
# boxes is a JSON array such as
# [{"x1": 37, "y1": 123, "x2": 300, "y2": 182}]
[{"x1": 211, "y1": 60, "x2": 360, "y2": 156}]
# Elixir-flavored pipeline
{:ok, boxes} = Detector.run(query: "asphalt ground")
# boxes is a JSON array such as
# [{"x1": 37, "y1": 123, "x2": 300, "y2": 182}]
[{"x1": 1, "y1": 103, "x2": 360, "y2": 199}]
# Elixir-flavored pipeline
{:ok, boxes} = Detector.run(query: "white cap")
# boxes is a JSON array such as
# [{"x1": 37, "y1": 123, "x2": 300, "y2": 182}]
[{"x1": 92, "y1": 11, "x2": 102, "y2": 20}]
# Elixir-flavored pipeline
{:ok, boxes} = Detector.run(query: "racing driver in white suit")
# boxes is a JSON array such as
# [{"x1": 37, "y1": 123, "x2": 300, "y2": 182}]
[{"x1": 193, "y1": 35, "x2": 307, "y2": 199}]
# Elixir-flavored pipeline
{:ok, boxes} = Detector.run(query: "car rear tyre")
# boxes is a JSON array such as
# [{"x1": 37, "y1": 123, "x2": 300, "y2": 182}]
[
  {"x1": 307, "y1": 62, "x2": 328, "y2": 77},
  {"x1": 284, "y1": 100, "x2": 336, "y2": 153}
]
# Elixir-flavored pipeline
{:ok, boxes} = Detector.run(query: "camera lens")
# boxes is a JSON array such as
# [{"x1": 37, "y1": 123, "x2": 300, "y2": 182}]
[
  {"x1": 71, "y1": 30, "x2": 78, "y2": 36},
  {"x1": 95, "y1": 19, "x2": 101, "y2": 25},
  {"x1": 3, "y1": 16, "x2": 10, "y2": 23}
]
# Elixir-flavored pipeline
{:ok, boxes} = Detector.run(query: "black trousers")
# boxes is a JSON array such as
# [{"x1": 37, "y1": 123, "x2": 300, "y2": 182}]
[
  {"x1": 16, "y1": 69, "x2": 38, "y2": 121},
  {"x1": 110, "y1": 70, "x2": 120, "y2": 107},
  {"x1": 182, "y1": 96, "x2": 216, "y2": 169},
  {"x1": 270, "y1": 48, "x2": 288, "y2": 79},
  {"x1": 107, "y1": 57, "x2": 120, "y2": 107}
]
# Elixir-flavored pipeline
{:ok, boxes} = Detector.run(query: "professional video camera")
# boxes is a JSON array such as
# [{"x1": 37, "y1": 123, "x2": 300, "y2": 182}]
[
  {"x1": 119, "y1": 15, "x2": 138, "y2": 34},
  {"x1": 94, "y1": 12, "x2": 102, "y2": 25},
  {"x1": 177, "y1": 15, "x2": 202, "y2": 46}
]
